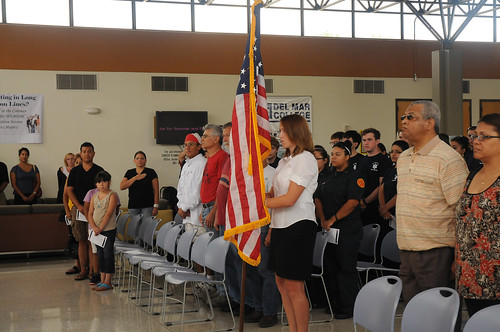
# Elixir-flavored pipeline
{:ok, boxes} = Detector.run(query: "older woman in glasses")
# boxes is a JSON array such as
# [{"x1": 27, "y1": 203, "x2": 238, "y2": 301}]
[
  {"x1": 455, "y1": 113, "x2": 500, "y2": 317},
  {"x1": 314, "y1": 140, "x2": 365, "y2": 319}
]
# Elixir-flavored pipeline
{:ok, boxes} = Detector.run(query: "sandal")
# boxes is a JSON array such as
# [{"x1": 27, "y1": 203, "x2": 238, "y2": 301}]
[
  {"x1": 65, "y1": 266, "x2": 80, "y2": 275},
  {"x1": 91, "y1": 283, "x2": 103, "y2": 291},
  {"x1": 95, "y1": 284, "x2": 113, "y2": 291}
]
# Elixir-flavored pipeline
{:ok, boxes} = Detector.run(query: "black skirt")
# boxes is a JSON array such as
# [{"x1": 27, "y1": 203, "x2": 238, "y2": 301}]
[{"x1": 268, "y1": 220, "x2": 317, "y2": 281}]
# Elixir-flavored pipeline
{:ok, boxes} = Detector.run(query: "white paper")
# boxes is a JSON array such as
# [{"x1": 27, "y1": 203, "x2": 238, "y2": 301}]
[
  {"x1": 327, "y1": 228, "x2": 340, "y2": 244},
  {"x1": 88, "y1": 229, "x2": 107, "y2": 248},
  {"x1": 64, "y1": 215, "x2": 72, "y2": 226},
  {"x1": 76, "y1": 210, "x2": 88, "y2": 222}
]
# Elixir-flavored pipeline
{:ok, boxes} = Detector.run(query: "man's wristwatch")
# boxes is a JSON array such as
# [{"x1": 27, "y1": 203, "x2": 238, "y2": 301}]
[{"x1": 153, "y1": 204, "x2": 159, "y2": 208}]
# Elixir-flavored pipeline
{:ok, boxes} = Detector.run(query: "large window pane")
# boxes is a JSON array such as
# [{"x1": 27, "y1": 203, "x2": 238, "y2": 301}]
[
  {"x1": 194, "y1": 4, "x2": 247, "y2": 33},
  {"x1": 136, "y1": 2, "x2": 191, "y2": 31},
  {"x1": 403, "y1": 14, "x2": 440, "y2": 40},
  {"x1": 73, "y1": 0, "x2": 131, "y2": 29},
  {"x1": 355, "y1": 12, "x2": 401, "y2": 39},
  {"x1": 455, "y1": 17, "x2": 493, "y2": 42},
  {"x1": 6, "y1": 0, "x2": 69, "y2": 26},
  {"x1": 304, "y1": 10, "x2": 352, "y2": 37},
  {"x1": 261, "y1": 8, "x2": 301, "y2": 36}
]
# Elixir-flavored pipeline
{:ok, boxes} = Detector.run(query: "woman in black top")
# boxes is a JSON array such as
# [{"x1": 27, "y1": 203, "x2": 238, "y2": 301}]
[
  {"x1": 313, "y1": 146, "x2": 330, "y2": 184},
  {"x1": 378, "y1": 140, "x2": 409, "y2": 221},
  {"x1": 314, "y1": 141, "x2": 365, "y2": 319},
  {"x1": 120, "y1": 151, "x2": 159, "y2": 218}
]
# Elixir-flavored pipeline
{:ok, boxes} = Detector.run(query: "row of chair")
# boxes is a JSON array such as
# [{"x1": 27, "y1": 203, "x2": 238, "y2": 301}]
[
  {"x1": 353, "y1": 275, "x2": 500, "y2": 332},
  {"x1": 112, "y1": 212, "x2": 236, "y2": 331}
]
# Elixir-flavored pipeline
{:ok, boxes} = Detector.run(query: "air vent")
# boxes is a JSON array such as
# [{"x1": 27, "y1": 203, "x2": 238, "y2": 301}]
[
  {"x1": 463, "y1": 80, "x2": 470, "y2": 94},
  {"x1": 57, "y1": 74, "x2": 97, "y2": 90},
  {"x1": 152, "y1": 76, "x2": 188, "y2": 91},
  {"x1": 265, "y1": 78, "x2": 274, "y2": 93},
  {"x1": 353, "y1": 80, "x2": 385, "y2": 94}
]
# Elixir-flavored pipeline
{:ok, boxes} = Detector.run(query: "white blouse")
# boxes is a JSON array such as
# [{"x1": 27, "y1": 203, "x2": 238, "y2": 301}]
[{"x1": 270, "y1": 151, "x2": 318, "y2": 229}]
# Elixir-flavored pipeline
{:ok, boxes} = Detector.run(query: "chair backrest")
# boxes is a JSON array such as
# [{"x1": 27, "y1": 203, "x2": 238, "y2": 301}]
[
  {"x1": 204, "y1": 236, "x2": 230, "y2": 274},
  {"x1": 380, "y1": 230, "x2": 400, "y2": 264},
  {"x1": 401, "y1": 287, "x2": 460, "y2": 332},
  {"x1": 173, "y1": 213, "x2": 183, "y2": 226},
  {"x1": 312, "y1": 231, "x2": 329, "y2": 269},
  {"x1": 358, "y1": 224, "x2": 380, "y2": 260},
  {"x1": 191, "y1": 231, "x2": 214, "y2": 267},
  {"x1": 353, "y1": 276, "x2": 402, "y2": 332},
  {"x1": 137, "y1": 215, "x2": 153, "y2": 244},
  {"x1": 176, "y1": 229, "x2": 198, "y2": 261},
  {"x1": 161, "y1": 224, "x2": 184, "y2": 256},
  {"x1": 116, "y1": 211, "x2": 131, "y2": 240},
  {"x1": 463, "y1": 304, "x2": 500, "y2": 332},
  {"x1": 154, "y1": 221, "x2": 174, "y2": 251},
  {"x1": 125, "y1": 214, "x2": 143, "y2": 243},
  {"x1": 142, "y1": 216, "x2": 160, "y2": 248}
]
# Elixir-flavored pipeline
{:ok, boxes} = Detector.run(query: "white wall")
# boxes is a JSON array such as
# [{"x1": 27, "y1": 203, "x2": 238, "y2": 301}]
[{"x1": 0, "y1": 69, "x2": 497, "y2": 205}]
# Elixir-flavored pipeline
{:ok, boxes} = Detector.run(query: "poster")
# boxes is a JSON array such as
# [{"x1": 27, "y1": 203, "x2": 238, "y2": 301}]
[
  {"x1": 266, "y1": 96, "x2": 312, "y2": 137},
  {"x1": 0, "y1": 94, "x2": 43, "y2": 143}
]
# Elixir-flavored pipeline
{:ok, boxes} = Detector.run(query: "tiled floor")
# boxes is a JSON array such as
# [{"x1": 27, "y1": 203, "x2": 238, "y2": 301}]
[
  {"x1": 0, "y1": 257, "x2": 360, "y2": 332},
  {"x1": 1, "y1": 256, "x2": 469, "y2": 332}
]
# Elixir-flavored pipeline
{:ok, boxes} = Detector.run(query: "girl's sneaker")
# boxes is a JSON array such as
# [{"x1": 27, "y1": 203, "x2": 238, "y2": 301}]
[{"x1": 89, "y1": 274, "x2": 101, "y2": 285}]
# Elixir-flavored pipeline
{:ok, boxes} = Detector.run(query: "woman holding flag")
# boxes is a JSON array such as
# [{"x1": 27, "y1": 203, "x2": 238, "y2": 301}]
[{"x1": 265, "y1": 114, "x2": 318, "y2": 332}]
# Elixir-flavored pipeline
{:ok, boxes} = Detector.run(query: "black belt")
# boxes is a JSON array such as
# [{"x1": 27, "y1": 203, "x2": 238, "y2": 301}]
[{"x1": 202, "y1": 201, "x2": 215, "y2": 208}]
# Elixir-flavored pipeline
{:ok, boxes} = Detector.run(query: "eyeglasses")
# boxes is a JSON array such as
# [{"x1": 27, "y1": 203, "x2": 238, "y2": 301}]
[
  {"x1": 400, "y1": 114, "x2": 422, "y2": 121},
  {"x1": 201, "y1": 134, "x2": 212, "y2": 139},
  {"x1": 315, "y1": 157, "x2": 325, "y2": 160},
  {"x1": 389, "y1": 150, "x2": 402, "y2": 154},
  {"x1": 184, "y1": 142, "x2": 197, "y2": 148},
  {"x1": 469, "y1": 134, "x2": 500, "y2": 141}
]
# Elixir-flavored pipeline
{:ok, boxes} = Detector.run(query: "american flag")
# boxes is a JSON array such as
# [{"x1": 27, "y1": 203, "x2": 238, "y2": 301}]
[{"x1": 224, "y1": 0, "x2": 271, "y2": 266}]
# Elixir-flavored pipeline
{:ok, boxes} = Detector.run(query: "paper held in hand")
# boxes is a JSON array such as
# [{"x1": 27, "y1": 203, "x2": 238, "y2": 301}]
[
  {"x1": 76, "y1": 210, "x2": 88, "y2": 222},
  {"x1": 327, "y1": 228, "x2": 340, "y2": 244},
  {"x1": 88, "y1": 229, "x2": 107, "y2": 248}
]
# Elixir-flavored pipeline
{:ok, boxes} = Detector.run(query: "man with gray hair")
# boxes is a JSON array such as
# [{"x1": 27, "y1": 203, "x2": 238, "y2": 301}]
[
  {"x1": 200, "y1": 123, "x2": 228, "y2": 231},
  {"x1": 396, "y1": 100, "x2": 468, "y2": 303}
]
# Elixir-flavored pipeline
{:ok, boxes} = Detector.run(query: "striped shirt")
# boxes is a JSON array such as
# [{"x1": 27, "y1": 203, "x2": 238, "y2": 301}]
[{"x1": 396, "y1": 135, "x2": 468, "y2": 251}]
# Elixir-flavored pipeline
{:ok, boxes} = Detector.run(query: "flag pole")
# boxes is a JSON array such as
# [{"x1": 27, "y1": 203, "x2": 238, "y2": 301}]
[{"x1": 238, "y1": 262, "x2": 247, "y2": 332}]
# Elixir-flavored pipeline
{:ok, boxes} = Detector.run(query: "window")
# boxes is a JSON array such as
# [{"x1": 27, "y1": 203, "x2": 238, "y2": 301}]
[
  {"x1": 136, "y1": 2, "x2": 191, "y2": 31},
  {"x1": 355, "y1": 12, "x2": 401, "y2": 39},
  {"x1": 261, "y1": 7, "x2": 301, "y2": 36},
  {"x1": 304, "y1": 9, "x2": 352, "y2": 38},
  {"x1": 73, "y1": 0, "x2": 131, "y2": 29},
  {"x1": 5, "y1": 0, "x2": 68, "y2": 26},
  {"x1": 194, "y1": 3, "x2": 247, "y2": 34}
]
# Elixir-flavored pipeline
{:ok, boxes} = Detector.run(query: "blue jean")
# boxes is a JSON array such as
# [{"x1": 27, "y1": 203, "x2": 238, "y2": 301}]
[
  {"x1": 129, "y1": 207, "x2": 153, "y2": 219},
  {"x1": 247, "y1": 225, "x2": 281, "y2": 314}
]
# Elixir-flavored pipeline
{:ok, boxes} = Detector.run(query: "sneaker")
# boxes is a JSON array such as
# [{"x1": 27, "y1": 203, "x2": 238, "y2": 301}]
[
  {"x1": 259, "y1": 314, "x2": 278, "y2": 328},
  {"x1": 89, "y1": 274, "x2": 101, "y2": 285},
  {"x1": 244, "y1": 309, "x2": 263, "y2": 323}
]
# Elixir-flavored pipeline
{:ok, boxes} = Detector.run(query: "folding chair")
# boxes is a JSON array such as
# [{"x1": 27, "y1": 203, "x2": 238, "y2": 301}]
[
  {"x1": 401, "y1": 287, "x2": 460, "y2": 332},
  {"x1": 357, "y1": 230, "x2": 400, "y2": 284},
  {"x1": 163, "y1": 236, "x2": 234, "y2": 331},
  {"x1": 353, "y1": 276, "x2": 402, "y2": 332},
  {"x1": 463, "y1": 304, "x2": 500, "y2": 332}
]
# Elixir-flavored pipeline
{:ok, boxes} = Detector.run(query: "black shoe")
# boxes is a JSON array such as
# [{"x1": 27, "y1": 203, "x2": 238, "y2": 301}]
[
  {"x1": 232, "y1": 304, "x2": 252, "y2": 317},
  {"x1": 89, "y1": 274, "x2": 101, "y2": 285},
  {"x1": 259, "y1": 314, "x2": 278, "y2": 328},
  {"x1": 334, "y1": 313, "x2": 352, "y2": 320},
  {"x1": 220, "y1": 299, "x2": 239, "y2": 313},
  {"x1": 244, "y1": 309, "x2": 263, "y2": 323}
]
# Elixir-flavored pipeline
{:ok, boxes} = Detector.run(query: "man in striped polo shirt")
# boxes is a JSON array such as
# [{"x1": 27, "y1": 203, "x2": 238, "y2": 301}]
[{"x1": 396, "y1": 100, "x2": 468, "y2": 303}]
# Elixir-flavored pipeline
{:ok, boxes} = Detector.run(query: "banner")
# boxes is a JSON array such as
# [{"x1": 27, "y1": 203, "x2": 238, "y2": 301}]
[
  {"x1": 266, "y1": 96, "x2": 312, "y2": 137},
  {"x1": 0, "y1": 94, "x2": 43, "y2": 143}
]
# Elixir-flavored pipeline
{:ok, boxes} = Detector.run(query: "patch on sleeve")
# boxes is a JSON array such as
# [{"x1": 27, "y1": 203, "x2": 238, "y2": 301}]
[{"x1": 357, "y1": 178, "x2": 365, "y2": 188}]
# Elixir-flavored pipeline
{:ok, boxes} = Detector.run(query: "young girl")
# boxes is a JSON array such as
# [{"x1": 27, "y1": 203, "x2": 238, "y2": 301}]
[{"x1": 88, "y1": 171, "x2": 118, "y2": 291}]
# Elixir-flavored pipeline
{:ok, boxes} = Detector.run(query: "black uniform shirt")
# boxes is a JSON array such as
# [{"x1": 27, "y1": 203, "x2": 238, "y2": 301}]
[
  {"x1": 357, "y1": 153, "x2": 391, "y2": 198},
  {"x1": 314, "y1": 167, "x2": 365, "y2": 232}
]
